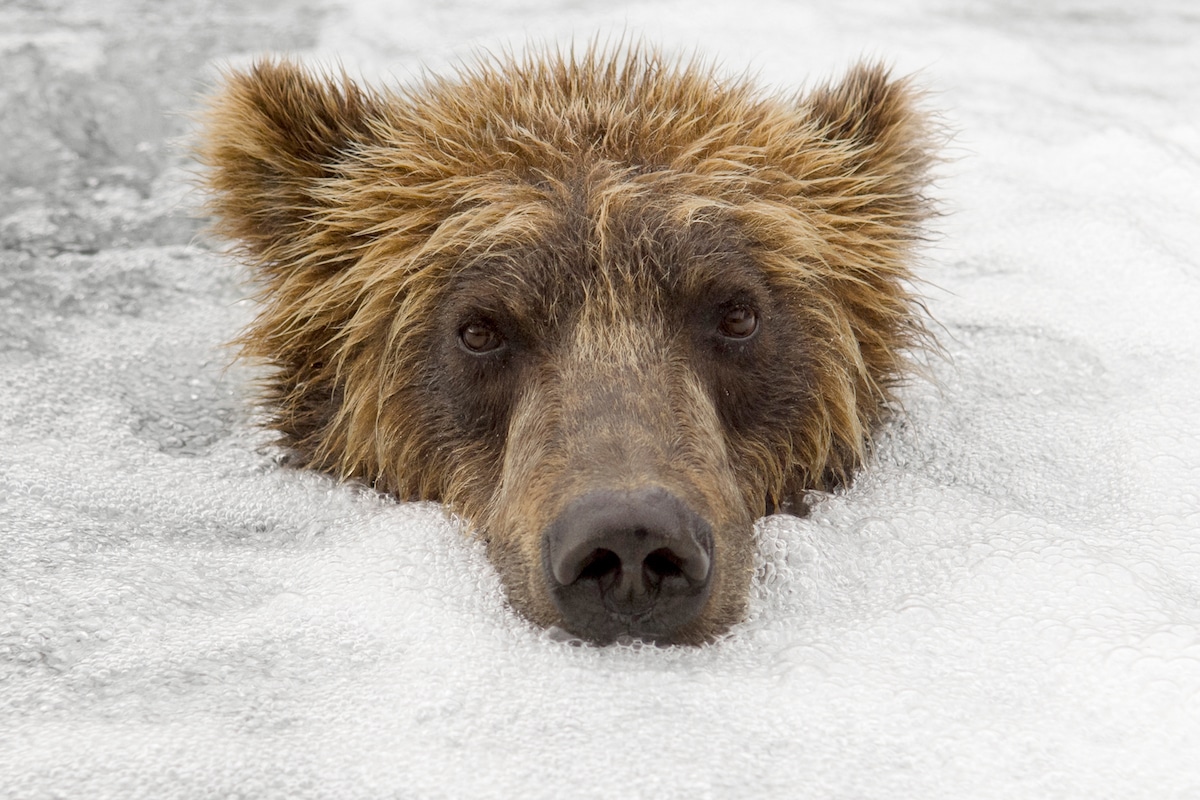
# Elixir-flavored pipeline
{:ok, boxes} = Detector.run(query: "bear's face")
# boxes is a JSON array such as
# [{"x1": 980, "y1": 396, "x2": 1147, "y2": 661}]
[
  {"x1": 430, "y1": 189, "x2": 799, "y2": 643},
  {"x1": 199, "y1": 46, "x2": 936, "y2": 644}
]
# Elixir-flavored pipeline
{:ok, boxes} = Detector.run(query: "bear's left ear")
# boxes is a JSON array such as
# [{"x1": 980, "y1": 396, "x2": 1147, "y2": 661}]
[
  {"x1": 802, "y1": 62, "x2": 936, "y2": 224},
  {"x1": 198, "y1": 59, "x2": 384, "y2": 276}
]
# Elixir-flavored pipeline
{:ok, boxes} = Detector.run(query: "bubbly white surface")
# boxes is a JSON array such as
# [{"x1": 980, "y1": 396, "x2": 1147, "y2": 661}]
[{"x1": 2, "y1": 1, "x2": 1199, "y2": 798}]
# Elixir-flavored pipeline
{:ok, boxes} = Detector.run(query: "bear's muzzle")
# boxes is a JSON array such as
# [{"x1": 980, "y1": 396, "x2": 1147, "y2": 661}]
[{"x1": 542, "y1": 487, "x2": 714, "y2": 644}]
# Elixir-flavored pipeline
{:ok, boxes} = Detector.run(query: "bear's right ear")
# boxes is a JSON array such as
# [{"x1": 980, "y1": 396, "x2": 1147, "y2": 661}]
[{"x1": 198, "y1": 60, "x2": 382, "y2": 274}]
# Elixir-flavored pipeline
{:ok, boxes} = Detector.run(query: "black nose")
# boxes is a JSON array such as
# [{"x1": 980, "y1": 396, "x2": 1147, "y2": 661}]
[{"x1": 542, "y1": 487, "x2": 714, "y2": 644}]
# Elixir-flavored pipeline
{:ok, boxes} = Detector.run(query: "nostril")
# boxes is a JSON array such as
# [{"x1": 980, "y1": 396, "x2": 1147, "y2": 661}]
[
  {"x1": 644, "y1": 548, "x2": 684, "y2": 579},
  {"x1": 648, "y1": 545, "x2": 710, "y2": 584},
  {"x1": 577, "y1": 549, "x2": 621, "y2": 581}
]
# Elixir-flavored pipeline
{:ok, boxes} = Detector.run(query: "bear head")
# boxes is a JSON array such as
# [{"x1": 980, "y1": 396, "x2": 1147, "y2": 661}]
[{"x1": 199, "y1": 44, "x2": 937, "y2": 644}]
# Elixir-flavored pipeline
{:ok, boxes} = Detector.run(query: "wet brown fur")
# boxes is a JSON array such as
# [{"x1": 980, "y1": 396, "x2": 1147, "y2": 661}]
[{"x1": 198, "y1": 43, "x2": 938, "y2": 643}]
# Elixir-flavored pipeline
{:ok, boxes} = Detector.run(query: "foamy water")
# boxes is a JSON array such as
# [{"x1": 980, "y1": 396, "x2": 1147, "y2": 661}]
[{"x1": 2, "y1": 1, "x2": 1198, "y2": 797}]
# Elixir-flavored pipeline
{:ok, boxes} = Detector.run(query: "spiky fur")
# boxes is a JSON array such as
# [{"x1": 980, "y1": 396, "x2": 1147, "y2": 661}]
[{"x1": 199, "y1": 43, "x2": 938, "y2": 642}]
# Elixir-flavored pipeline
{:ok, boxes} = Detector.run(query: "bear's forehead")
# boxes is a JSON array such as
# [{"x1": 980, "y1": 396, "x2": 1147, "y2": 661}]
[
  {"x1": 465, "y1": 173, "x2": 749, "y2": 269},
  {"x1": 439, "y1": 181, "x2": 772, "y2": 329}
]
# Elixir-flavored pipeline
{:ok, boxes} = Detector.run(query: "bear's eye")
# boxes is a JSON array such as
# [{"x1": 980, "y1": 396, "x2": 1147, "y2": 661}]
[
  {"x1": 718, "y1": 306, "x2": 758, "y2": 339},
  {"x1": 458, "y1": 321, "x2": 503, "y2": 354}
]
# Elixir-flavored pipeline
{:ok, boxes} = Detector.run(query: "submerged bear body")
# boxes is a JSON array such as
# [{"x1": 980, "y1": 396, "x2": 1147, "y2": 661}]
[{"x1": 200, "y1": 45, "x2": 937, "y2": 644}]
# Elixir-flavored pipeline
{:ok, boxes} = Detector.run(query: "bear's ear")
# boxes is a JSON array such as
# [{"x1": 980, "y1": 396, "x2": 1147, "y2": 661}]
[
  {"x1": 198, "y1": 60, "x2": 382, "y2": 272},
  {"x1": 802, "y1": 62, "x2": 935, "y2": 223}
]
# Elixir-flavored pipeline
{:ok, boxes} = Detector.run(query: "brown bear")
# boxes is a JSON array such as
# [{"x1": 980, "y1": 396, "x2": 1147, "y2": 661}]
[{"x1": 199, "y1": 43, "x2": 937, "y2": 645}]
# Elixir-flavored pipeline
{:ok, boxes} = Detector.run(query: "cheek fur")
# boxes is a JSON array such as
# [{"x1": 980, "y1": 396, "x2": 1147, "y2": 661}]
[{"x1": 694, "y1": 308, "x2": 813, "y2": 443}]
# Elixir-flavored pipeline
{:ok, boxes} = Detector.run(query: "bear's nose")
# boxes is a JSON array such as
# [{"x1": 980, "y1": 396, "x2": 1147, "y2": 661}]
[{"x1": 542, "y1": 487, "x2": 713, "y2": 644}]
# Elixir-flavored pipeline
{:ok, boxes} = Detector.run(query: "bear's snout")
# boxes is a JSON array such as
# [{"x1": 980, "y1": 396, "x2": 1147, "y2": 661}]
[{"x1": 543, "y1": 487, "x2": 714, "y2": 644}]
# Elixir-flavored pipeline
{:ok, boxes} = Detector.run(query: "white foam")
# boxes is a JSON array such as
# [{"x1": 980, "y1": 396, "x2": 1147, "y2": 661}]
[{"x1": 3, "y1": 1, "x2": 1199, "y2": 797}]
